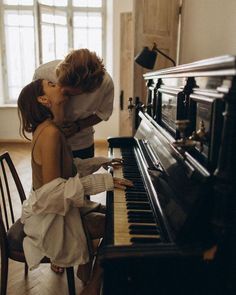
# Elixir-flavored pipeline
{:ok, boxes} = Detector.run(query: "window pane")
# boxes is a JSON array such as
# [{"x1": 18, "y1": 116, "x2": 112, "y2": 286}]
[
  {"x1": 73, "y1": 0, "x2": 102, "y2": 7},
  {"x1": 40, "y1": 8, "x2": 68, "y2": 63},
  {"x1": 41, "y1": 25, "x2": 68, "y2": 63},
  {"x1": 73, "y1": 12, "x2": 102, "y2": 28},
  {"x1": 74, "y1": 28, "x2": 87, "y2": 48},
  {"x1": 39, "y1": 0, "x2": 67, "y2": 6},
  {"x1": 4, "y1": 0, "x2": 33, "y2": 5},
  {"x1": 4, "y1": 10, "x2": 35, "y2": 101},
  {"x1": 55, "y1": 26, "x2": 68, "y2": 59},
  {"x1": 88, "y1": 28, "x2": 101, "y2": 56},
  {"x1": 41, "y1": 11, "x2": 67, "y2": 25},
  {"x1": 6, "y1": 28, "x2": 35, "y2": 100},
  {"x1": 5, "y1": 27, "x2": 21, "y2": 99},
  {"x1": 42, "y1": 24, "x2": 55, "y2": 63},
  {"x1": 73, "y1": 28, "x2": 101, "y2": 57},
  {"x1": 5, "y1": 10, "x2": 34, "y2": 26}
]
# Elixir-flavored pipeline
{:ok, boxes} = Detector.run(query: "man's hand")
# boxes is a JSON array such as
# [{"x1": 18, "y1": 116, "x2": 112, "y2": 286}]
[
  {"x1": 61, "y1": 121, "x2": 78, "y2": 138},
  {"x1": 61, "y1": 114, "x2": 102, "y2": 138}
]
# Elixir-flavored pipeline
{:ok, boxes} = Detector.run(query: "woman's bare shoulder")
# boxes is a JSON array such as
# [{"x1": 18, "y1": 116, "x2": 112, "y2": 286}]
[
  {"x1": 42, "y1": 123, "x2": 62, "y2": 143},
  {"x1": 34, "y1": 121, "x2": 62, "y2": 145},
  {"x1": 32, "y1": 121, "x2": 63, "y2": 165}
]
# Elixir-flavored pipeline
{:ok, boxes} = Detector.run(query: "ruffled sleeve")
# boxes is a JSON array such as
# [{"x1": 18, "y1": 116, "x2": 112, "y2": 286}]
[
  {"x1": 74, "y1": 156, "x2": 112, "y2": 177},
  {"x1": 21, "y1": 172, "x2": 114, "y2": 220}
]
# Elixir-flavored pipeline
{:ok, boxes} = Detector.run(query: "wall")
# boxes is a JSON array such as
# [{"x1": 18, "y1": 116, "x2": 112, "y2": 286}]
[
  {"x1": 180, "y1": 0, "x2": 236, "y2": 64},
  {"x1": 94, "y1": 0, "x2": 133, "y2": 141},
  {"x1": 4, "y1": 0, "x2": 235, "y2": 141},
  {"x1": 0, "y1": 0, "x2": 133, "y2": 142}
]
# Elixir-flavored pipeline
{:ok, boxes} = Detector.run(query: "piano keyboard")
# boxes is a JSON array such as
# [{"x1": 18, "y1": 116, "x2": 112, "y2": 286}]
[{"x1": 112, "y1": 148, "x2": 161, "y2": 245}]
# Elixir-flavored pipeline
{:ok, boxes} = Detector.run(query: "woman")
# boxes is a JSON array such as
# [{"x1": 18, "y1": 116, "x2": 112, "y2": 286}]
[{"x1": 17, "y1": 79, "x2": 132, "y2": 294}]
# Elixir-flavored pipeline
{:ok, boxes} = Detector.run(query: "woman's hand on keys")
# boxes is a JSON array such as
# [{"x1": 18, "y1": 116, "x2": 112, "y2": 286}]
[{"x1": 113, "y1": 177, "x2": 134, "y2": 190}]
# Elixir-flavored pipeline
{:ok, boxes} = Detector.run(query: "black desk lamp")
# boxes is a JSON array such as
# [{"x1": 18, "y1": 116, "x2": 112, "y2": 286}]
[{"x1": 134, "y1": 42, "x2": 176, "y2": 69}]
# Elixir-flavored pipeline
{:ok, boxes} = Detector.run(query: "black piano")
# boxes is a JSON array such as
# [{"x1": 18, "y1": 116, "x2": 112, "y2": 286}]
[{"x1": 100, "y1": 55, "x2": 236, "y2": 295}]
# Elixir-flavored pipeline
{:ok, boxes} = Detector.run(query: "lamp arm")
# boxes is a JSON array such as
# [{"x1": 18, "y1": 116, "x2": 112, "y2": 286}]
[{"x1": 154, "y1": 47, "x2": 176, "y2": 66}]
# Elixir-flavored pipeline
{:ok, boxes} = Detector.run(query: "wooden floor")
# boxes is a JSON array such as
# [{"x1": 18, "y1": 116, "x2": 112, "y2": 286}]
[{"x1": 0, "y1": 141, "x2": 108, "y2": 295}]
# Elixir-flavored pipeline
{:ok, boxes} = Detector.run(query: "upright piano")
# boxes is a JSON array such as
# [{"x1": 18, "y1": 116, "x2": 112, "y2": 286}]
[{"x1": 100, "y1": 55, "x2": 236, "y2": 295}]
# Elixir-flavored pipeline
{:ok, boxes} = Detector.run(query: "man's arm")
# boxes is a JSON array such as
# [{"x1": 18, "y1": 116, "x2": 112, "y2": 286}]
[
  {"x1": 76, "y1": 114, "x2": 102, "y2": 131},
  {"x1": 62, "y1": 114, "x2": 102, "y2": 138}
]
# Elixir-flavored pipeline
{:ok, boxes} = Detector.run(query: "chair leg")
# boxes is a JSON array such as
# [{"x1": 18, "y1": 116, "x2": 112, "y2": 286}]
[
  {"x1": 66, "y1": 267, "x2": 76, "y2": 295},
  {"x1": 1, "y1": 255, "x2": 9, "y2": 295}
]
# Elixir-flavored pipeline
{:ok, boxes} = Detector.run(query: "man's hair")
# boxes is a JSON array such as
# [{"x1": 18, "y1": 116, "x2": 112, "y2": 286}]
[
  {"x1": 17, "y1": 79, "x2": 53, "y2": 140},
  {"x1": 56, "y1": 49, "x2": 105, "y2": 93}
]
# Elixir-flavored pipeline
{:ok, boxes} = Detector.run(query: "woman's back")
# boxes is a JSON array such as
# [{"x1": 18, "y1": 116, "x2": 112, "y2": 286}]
[{"x1": 31, "y1": 120, "x2": 76, "y2": 190}]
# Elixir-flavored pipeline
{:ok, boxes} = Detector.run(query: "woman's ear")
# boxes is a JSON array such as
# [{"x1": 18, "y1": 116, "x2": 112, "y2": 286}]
[{"x1": 37, "y1": 95, "x2": 51, "y2": 108}]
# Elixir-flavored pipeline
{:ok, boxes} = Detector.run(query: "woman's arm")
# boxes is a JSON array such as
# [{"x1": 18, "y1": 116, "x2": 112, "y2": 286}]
[
  {"x1": 25, "y1": 173, "x2": 132, "y2": 217},
  {"x1": 74, "y1": 157, "x2": 123, "y2": 177}
]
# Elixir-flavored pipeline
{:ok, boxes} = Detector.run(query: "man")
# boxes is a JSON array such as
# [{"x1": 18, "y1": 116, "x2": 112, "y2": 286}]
[{"x1": 33, "y1": 49, "x2": 114, "y2": 159}]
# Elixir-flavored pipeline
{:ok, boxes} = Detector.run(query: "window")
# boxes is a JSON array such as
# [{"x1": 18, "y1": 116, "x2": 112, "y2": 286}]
[{"x1": 0, "y1": 0, "x2": 105, "y2": 103}]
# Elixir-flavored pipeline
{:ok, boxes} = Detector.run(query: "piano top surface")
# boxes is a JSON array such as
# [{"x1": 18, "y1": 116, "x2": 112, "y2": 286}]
[{"x1": 143, "y1": 54, "x2": 236, "y2": 79}]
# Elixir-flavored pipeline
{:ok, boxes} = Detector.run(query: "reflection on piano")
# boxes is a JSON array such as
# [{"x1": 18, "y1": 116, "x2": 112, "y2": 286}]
[{"x1": 100, "y1": 56, "x2": 236, "y2": 295}]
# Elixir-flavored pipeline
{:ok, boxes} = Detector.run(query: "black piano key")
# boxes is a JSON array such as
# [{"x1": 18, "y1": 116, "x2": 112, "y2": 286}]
[
  {"x1": 125, "y1": 192, "x2": 148, "y2": 196},
  {"x1": 128, "y1": 218, "x2": 155, "y2": 223},
  {"x1": 130, "y1": 237, "x2": 161, "y2": 244},
  {"x1": 126, "y1": 197, "x2": 148, "y2": 201},
  {"x1": 129, "y1": 224, "x2": 159, "y2": 231},
  {"x1": 123, "y1": 173, "x2": 140, "y2": 178},
  {"x1": 129, "y1": 224, "x2": 159, "y2": 235},
  {"x1": 126, "y1": 187, "x2": 146, "y2": 192},
  {"x1": 126, "y1": 202, "x2": 151, "y2": 210},
  {"x1": 129, "y1": 229, "x2": 159, "y2": 235},
  {"x1": 126, "y1": 197, "x2": 148, "y2": 202},
  {"x1": 122, "y1": 172, "x2": 141, "y2": 177},
  {"x1": 123, "y1": 164, "x2": 139, "y2": 168},
  {"x1": 122, "y1": 166, "x2": 139, "y2": 170},
  {"x1": 126, "y1": 195, "x2": 147, "y2": 199},
  {"x1": 128, "y1": 216, "x2": 155, "y2": 222},
  {"x1": 128, "y1": 211, "x2": 153, "y2": 217},
  {"x1": 128, "y1": 211, "x2": 155, "y2": 223},
  {"x1": 123, "y1": 169, "x2": 139, "y2": 172},
  {"x1": 122, "y1": 158, "x2": 136, "y2": 162}
]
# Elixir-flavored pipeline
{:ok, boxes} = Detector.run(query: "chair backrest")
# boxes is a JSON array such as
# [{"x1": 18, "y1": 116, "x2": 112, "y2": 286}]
[{"x1": 0, "y1": 152, "x2": 26, "y2": 232}]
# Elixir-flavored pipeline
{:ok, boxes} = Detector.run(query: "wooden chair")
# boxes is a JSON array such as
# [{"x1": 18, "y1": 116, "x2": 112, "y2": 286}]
[{"x1": 0, "y1": 151, "x2": 76, "y2": 295}]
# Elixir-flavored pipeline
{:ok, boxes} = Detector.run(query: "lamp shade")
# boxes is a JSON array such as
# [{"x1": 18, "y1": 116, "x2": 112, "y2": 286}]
[{"x1": 134, "y1": 46, "x2": 157, "y2": 70}]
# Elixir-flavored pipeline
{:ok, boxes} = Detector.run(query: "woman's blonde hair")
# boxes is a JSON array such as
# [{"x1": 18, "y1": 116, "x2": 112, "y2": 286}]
[{"x1": 56, "y1": 49, "x2": 105, "y2": 93}]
